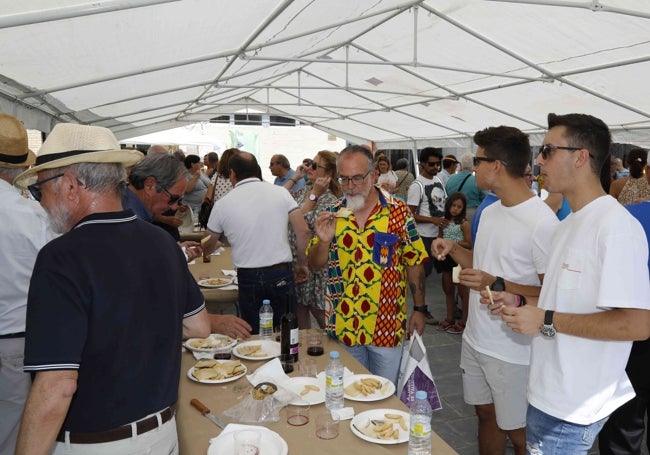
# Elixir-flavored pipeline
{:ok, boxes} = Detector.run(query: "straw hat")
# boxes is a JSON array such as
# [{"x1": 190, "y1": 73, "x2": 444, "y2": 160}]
[
  {"x1": 0, "y1": 113, "x2": 35, "y2": 168},
  {"x1": 14, "y1": 123, "x2": 143, "y2": 188}
]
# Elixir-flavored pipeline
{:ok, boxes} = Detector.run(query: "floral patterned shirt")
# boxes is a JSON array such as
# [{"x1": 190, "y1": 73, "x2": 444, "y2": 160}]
[{"x1": 307, "y1": 187, "x2": 428, "y2": 347}]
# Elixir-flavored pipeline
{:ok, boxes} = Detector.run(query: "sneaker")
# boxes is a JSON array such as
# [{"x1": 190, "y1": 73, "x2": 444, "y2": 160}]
[{"x1": 424, "y1": 311, "x2": 439, "y2": 325}]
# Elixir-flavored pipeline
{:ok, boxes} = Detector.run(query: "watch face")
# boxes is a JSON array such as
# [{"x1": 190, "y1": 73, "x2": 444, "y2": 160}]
[
  {"x1": 491, "y1": 278, "x2": 506, "y2": 292},
  {"x1": 541, "y1": 324, "x2": 556, "y2": 337}
]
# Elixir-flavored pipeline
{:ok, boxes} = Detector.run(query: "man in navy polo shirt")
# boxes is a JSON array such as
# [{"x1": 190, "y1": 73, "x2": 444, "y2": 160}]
[{"x1": 13, "y1": 124, "x2": 210, "y2": 455}]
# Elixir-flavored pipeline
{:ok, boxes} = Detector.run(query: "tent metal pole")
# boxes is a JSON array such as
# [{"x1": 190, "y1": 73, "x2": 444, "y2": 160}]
[
  {"x1": 486, "y1": 0, "x2": 650, "y2": 20},
  {"x1": 0, "y1": 0, "x2": 179, "y2": 29},
  {"x1": 413, "y1": 6, "x2": 419, "y2": 64}
]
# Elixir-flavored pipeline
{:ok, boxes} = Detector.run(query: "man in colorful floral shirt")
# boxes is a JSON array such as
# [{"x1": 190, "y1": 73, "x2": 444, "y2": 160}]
[{"x1": 308, "y1": 145, "x2": 429, "y2": 384}]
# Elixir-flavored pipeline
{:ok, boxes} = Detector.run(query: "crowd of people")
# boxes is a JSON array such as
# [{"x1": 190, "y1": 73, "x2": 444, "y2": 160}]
[{"x1": 1, "y1": 111, "x2": 649, "y2": 455}]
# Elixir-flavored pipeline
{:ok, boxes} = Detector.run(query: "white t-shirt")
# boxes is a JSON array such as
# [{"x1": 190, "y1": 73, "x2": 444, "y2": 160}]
[
  {"x1": 463, "y1": 196, "x2": 559, "y2": 365},
  {"x1": 528, "y1": 195, "x2": 650, "y2": 425},
  {"x1": 377, "y1": 170, "x2": 398, "y2": 190},
  {"x1": 207, "y1": 178, "x2": 298, "y2": 268},
  {"x1": 406, "y1": 175, "x2": 446, "y2": 238}
]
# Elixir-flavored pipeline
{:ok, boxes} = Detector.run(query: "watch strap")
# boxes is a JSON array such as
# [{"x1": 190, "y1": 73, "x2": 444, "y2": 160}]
[
  {"x1": 544, "y1": 310, "x2": 554, "y2": 325},
  {"x1": 413, "y1": 305, "x2": 428, "y2": 313}
]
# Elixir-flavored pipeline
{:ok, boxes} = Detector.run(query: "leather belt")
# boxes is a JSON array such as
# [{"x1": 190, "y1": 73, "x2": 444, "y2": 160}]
[
  {"x1": 0, "y1": 332, "x2": 25, "y2": 339},
  {"x1": 238, "y1": 262, "x2": 292, "y2": 272},
  {"x1": 56, "y1": 405, "x2": 175, "y2": 444}
]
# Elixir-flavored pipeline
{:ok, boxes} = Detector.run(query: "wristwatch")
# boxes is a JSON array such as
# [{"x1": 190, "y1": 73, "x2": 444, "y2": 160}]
[
  {"x1": 490, "y1": 276, "x2": 506, "y2": 292},
  {"x1": 308, "y1": 193, "x2": 318, "y2": 201},
  {"x1": 413, "y1": 305, "x2": 428, "y2": 313},
  {"x1": 540, "y1": 310, "x2": 556, "y2": 337}
]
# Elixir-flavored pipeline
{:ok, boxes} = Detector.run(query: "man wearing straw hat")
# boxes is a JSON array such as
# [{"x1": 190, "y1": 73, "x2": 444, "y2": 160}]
[
  {"x1": 0, "y1": 114, "x2": 56, "y2": 455},
  {"x1": 13, "y1": 123, "x2": 210, "y2": 455}
]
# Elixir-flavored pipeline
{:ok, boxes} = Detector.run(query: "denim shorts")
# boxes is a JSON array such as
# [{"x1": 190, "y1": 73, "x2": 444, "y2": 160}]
[{"x1": 526, "y1": 405, "x2": 608, "y2": 455}]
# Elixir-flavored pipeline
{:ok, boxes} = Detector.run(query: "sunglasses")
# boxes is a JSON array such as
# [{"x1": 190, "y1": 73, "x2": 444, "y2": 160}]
[
  {"x1": 28, "y1": 173, "x2": 64, "y2": 201},
  {"x1": 424, "y1": 160, "x2": 441, "y2": 167},
  {"x1": 310, "y1": 161, "x2": 327, "y2": 171},
  {"x1": 473, "y1": 156, "x2": 509, "y2": 167},
  {"x1": 538, "y1": 144, "x2": 583, "y2": 160},
  {"x1": 159, "y1": 186, "x2": 183, "y2": 205}
]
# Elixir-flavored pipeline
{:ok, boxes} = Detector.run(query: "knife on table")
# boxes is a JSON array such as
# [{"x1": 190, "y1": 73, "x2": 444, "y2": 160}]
[{"x1": 190, "y1": 398, "x2": 226, "y2": 429}]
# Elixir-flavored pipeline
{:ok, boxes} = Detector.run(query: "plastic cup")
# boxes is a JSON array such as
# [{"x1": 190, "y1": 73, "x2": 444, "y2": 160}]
[
  {"x1": 307, "y1": 330, "x2": 324, "y2": 356},
  {"x1": 299, "y1": 358, "x2": 317, "y2": 377},
  {"x1": 234, "y1": 429, "x2": 261, "y2": 455},
  {"x1": 286, "y1": 403, "x2": 310, "y2": 426},
  {"x1": 316, "y1": 412, "x2": 340, "y2": 440},
  {"x1": 280, "y1": 354, "x2": 294, "y2": 373}
]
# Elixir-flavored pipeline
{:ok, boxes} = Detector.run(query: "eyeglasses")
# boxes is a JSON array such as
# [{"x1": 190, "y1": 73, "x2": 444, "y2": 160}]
[
  {"x1": 310, "y1": 161, "x2": 327, "y2": 171},
  {"x1": 338, "y1": 170, "x2": 371, "y2": 186},
  {"x1": 28, "y1": 173, "x2": 64, "y2": 201},
  {"x1": 424, "y1": 160, "x2": 441, "y2": 167},
  {"x1": 472, "y1": 156, "x2": 510, "y2": 167},
  {"x1": 538, "y1": 144, "x2": 583, "y2": 160},
  {"x1": 159, "y1": 186, "x2": 183, "y2": 205}
]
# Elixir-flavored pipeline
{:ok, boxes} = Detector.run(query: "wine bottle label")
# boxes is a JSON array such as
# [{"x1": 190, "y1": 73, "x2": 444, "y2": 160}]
[{"x1": 289, "y1": 328, "x2": 299, "y2": 354}]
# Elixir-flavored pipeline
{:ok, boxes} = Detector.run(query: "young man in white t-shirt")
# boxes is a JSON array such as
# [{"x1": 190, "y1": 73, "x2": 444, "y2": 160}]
[
  {"x1": 431, "y1": 126, "x2": 559, "y2": 455},
  {"x1": 497, "y1": 113, "x2": 650, "y2": 454},
  {"x1": 407, "y1": 147, "x2": 448, "y2": 325}
]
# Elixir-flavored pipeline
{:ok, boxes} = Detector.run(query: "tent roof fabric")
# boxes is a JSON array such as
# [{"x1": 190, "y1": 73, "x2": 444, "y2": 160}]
[{"x1": 2, "y1": 0, "x2": 650, "y2": 149}]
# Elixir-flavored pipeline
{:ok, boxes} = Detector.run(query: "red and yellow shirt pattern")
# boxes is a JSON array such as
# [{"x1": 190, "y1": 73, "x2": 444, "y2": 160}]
[{"x1": 308, "y1": 188, "x2": 428, "y2": 347}]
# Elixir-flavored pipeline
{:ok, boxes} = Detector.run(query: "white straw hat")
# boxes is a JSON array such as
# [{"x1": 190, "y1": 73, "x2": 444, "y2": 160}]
[
  {"x1": 14, "y1": 123, "x2": 143, "y2": 188},
  {"x1": 0, "y1": 113, "x2": 36, "y2": 168}
]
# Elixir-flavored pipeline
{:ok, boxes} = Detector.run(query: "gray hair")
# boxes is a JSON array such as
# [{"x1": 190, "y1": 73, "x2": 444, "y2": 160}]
[
  {"x1": 129, "y1": 153, "x2": 186, "y2": 190},
  {"x1": 338, "y1": 145, "x2": 375, "y2": 172},
  {"x1": 0, "y1": 166, "x2": 25, "y2": 182},
  {"x1": 44, "y1": 162, "x2": 127, "y2": 198},
  {"x1": 460, "y1": 152, "x2": 474, "y2": 170},
  {"x1": 147, "y1": 144, "x2": 168, "y2": 155}
]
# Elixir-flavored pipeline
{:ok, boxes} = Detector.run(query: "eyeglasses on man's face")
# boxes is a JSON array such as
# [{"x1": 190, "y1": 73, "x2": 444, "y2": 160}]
[
  {"x1": 28, "y1": 173, "x2": 64, "y2": 201},
  {"x1": 538, "y1": 144, "x2": 583, "y2": 160},
  {"x1": 338, "y1": 170, "x2": 371, "y2": 186},
  {"x1": 424, "y1": 160, "x2": 441, "y2": 167},
  {"x1": 473, "y1": 156, "x2": 509, "y2": 167},
  {"x1": 158, "y1": 185, "x2": 183, "y2": 205}
]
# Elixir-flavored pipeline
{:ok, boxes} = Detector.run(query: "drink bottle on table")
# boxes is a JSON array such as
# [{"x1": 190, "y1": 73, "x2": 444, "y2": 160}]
[
  {"x1": 325, "y1": 350, "x2": 344, "y2": 410},
  {"x1": 408, "y1": 390, "x2": 432, "y2": 455},
  {"x1": 259, "y1": 299, "x2": 273, "y2": 340}
]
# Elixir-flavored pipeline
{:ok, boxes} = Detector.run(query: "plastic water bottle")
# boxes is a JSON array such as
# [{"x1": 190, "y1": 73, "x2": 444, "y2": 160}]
[
  {"x1": 408, "y1": 390, "x2": 432, "y2": 455},
  {"x1": 325, "y1": 350, "x2": 344, "y2": 410},
  {"x1": 259, "y1": 299, "x2": 273, "y2": 340}
]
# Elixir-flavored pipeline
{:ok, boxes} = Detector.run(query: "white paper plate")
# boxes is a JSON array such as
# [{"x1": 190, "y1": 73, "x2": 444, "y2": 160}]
[
  {"x1": 208, "y1": 427, "x2": 288, "y2": 455},
  {"x1": 198, "y1": 277, "x2": 234, "y2": 288},
  {"x1": 233, "y1": 340, "x2": 281, "y2": 361},
  {"x1": 284, "y1": 376, "x2": 326, "y2": 405},
  {"x1": 343, "y1": 374, "x2": 395, "y2": 401},
  {"x1": 187, "y1": 363, "x2": 247, "y2": 384},
  {"x1": 184, "y1": 334, "x2": 237, "y2": 353},
  {"x1": 350, "y1": 408, "x2": 409, "y2": 445}
]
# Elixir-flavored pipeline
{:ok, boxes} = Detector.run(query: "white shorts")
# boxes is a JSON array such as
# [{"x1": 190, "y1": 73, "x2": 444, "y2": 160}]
[{"x1": 460, "y1": 341, "x2": 528, "y2": 430}]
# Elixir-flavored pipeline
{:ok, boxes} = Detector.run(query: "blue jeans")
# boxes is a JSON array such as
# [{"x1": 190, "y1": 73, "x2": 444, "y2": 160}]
[
  {"x1": 526, "y1": 405, "x2": 608, "y2": 454},
  {"x1": 237, "y1": 266, "x2": 297, "y2": 335},
  {"x1": 342, "y1": 343, "x2": 403, "y2": 386}
]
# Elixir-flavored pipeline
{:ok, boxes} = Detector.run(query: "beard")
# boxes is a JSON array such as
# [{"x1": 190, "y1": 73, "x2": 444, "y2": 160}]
[
  {"x1": 44, "y1": 202, "x2": 73, "y2": 234},
  {"x1": 344, "y1": 185, "x2": 372, "y2": 212}
]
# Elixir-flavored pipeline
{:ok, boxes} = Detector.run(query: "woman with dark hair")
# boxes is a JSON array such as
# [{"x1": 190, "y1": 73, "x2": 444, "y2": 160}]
[
  {"x1": 290, "y1": 150, "x2": 343, "y2": 329},
  {"x1": 183, "y1": 154, "x2": 212, "y2": 213},
  {"x1": 610, "y1": 148, "x2": 650, "y2": 205}
]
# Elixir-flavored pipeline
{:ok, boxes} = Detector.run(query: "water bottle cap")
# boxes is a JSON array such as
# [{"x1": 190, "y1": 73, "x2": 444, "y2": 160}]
[
  {"x1": 262, "y1": 299, "x2": 270, "y2": 304},
  {"x1": 329, "y1": 350, "x2": 340, "y2": 359},
  {"x1": 415, "y1": 390, "x2": 427, "y2": 400}
]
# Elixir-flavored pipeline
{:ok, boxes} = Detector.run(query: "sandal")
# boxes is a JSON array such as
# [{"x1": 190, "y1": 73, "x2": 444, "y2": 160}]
[
  {"x1": 436, "y1": 319, "x2": 454, "y2": 332},
  {"x1": 446, "y1": 322, "x2": 465, "y2": 334}
]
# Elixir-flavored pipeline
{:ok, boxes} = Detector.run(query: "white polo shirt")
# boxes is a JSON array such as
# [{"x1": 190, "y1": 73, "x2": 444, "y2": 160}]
[{"x1": 207, "y1": 178, "x2": 298, "y2": 268}]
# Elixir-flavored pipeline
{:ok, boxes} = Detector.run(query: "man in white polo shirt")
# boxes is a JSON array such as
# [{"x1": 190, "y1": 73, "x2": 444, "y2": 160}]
[{"x1": 204, "y1": 152, "x2": 310, "y2": 333}]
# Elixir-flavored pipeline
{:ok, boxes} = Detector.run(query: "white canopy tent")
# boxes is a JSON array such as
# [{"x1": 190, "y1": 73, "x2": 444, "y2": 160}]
[{"x1": 1, "y1": 0, "x2": 650, "y2": 151}]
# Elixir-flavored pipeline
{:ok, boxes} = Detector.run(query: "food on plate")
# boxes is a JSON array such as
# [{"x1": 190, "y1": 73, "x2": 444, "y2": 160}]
[
  {"x1": 357, "y1": 413, "x2": 406, "y2": 440},
  {"x1": 187, "y1": 335, "x2": 234, "y2": 349},
  {"x1": 299, "y1": 384, "x2": 321, "y2": 396},
  {"x1": 336, "y1": 207, "x2": 353, "y2": 218},
  {"x1": 344, "y1": 377, "x2": 387, "y2": 397},
  {"x1": 191, "y1": 359, "x2": 245, "y2": 381},
  {"x1": 202, "y1": 277, "x2": 231, "y2": 286},
  {"x1": 237, "y1": 344, "x2": 266, "y2": 357}
]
